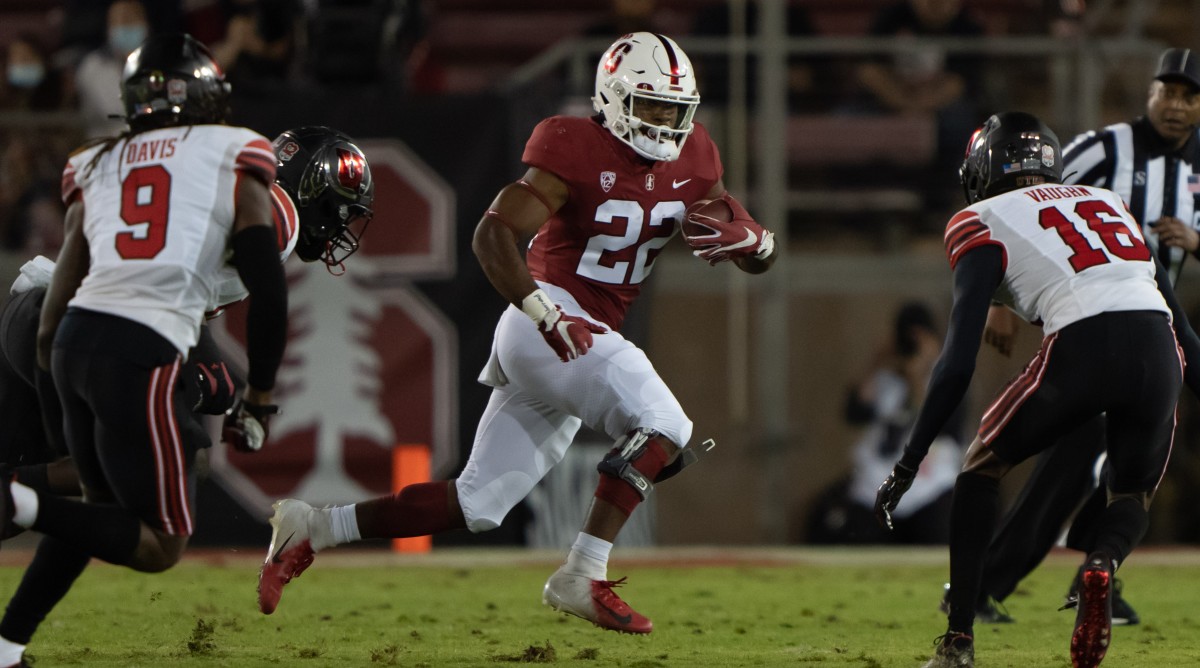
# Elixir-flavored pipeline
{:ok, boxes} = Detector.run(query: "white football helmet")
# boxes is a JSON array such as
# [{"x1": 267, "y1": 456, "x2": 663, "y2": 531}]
[{"x1": 593, "y1": 32, "x2": 700, "y2": 162}]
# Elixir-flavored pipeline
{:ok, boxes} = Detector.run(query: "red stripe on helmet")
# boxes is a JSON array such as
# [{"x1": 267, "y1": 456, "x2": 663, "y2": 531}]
[{"x1": 652, "y1": 33, "x2": 683, "y2": 85}]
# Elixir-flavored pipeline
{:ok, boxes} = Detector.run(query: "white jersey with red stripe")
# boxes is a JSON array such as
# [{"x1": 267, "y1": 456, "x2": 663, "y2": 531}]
[
  {"x1": 62, "y1": 124, "x2": 276, "y2": 354},
  {"x1": 944, "y1": 183, "x2": 1168, "y2": 334},
  {"x1": 207, "y1": 181, "x2": 299, "y2": 313}
]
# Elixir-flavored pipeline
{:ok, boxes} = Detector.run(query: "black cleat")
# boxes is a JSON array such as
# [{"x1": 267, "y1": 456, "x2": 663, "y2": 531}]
[
  {"x1": 922, "y1": 631, "x2": 974, "y2": 668},
  {"x1": 1109, "y1": 579, "x2": 1139, "y2": 626}
]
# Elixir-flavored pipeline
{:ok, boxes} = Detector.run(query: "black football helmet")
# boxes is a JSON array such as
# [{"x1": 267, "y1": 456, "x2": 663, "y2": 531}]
[
  {"x1": 272, "y1": 126, "x2": 375, "y2": 265},
  {"x1": 960, "y1": 111, "x2": 1063, "y2": 204},
  {"x1": 122, "y1": 33, "x2": 231, "y2": 132}
]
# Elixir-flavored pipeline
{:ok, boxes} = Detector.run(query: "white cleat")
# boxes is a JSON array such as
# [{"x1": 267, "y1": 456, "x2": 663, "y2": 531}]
[
  {"x1": 542, "y1": 567, "x2": 652, "y2": 634},
  {"x1": 257, "y1": 499, "x2": 322, "y2": 614}
]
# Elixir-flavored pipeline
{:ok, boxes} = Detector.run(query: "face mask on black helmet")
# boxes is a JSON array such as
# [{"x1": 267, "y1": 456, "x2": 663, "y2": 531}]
[
  {"x1": 272, "y1": 126, "x2": 375, "y2": 267},
  {"x1": 121, "y1": 33, "x2": 230, "y2": 132},
  {"x1": 593, "y1": 32, "x2": 700, "y2": 162},
  {"x1": 960, "y1": 111, "x2": 1063, "y2": 204}
]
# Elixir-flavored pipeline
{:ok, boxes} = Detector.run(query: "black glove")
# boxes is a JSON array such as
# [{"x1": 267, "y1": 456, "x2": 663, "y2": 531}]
[
  {"x1": 221, "y1": 399, "x2": 280, "y2": 453},
  {"x1": 874, "y1": 462, "x2": 917, "y2": 531},
  {"x1": 193, "y1": 361, "x2": 238, "y2": 415}
]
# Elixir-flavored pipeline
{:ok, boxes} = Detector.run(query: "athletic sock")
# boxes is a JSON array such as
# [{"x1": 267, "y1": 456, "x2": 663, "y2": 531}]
[
  {"x1": 564, "y1": 533, "x2": 612, "y2": 580},
  {"x1": 0, "y1": 536, "x2": 90, "y2": 646},
  {"x1": 0, "y1": 636, "x2": 23, "y2": 668},
  {"x1": 947, "y1": 472, "x2": 1001, "y2": 635},
  {"x1": 30, "y1": 494, "x2": 140, "y2": 565},
  {"x1": 326, "y1": 505, "x2": 360, "y2": 549},
  {"x1": 9, "y1": 482, "x2": 38, "y2": 529}
]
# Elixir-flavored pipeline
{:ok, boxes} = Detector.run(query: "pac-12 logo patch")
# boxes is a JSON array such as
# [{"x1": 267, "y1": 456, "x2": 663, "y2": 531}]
[
  {"x1": 600, "y1": 171, "x2": 616, "y2": 192},
  {"x1": 278, "y1": 141, "x2": 300, "y2": 162},
  {"x1": 1041, "y1": 144, "x2": 1055, "y2": 167}
]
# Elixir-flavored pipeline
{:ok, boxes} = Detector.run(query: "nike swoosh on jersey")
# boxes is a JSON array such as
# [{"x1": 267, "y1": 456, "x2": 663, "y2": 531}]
[
  {"x1": 672, "y1": 178, "x2": 691, "y2": 188},
  {"x1": 271, "y1": 532, "x2": 295, "y2": 564}
]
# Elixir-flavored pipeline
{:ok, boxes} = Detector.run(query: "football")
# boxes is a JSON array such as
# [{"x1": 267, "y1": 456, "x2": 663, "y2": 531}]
[{"x1": 681, "y1": 197, "x2": 735, "y2": 242}]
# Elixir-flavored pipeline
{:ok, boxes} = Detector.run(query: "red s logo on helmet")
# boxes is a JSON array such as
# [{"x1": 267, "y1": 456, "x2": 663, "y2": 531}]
[
  {"x1": 603, "y1": 42, "x2": 634, "y2": 74},
  {"x1": 336, "y1": 148, "x2": 366, "y2": 192}
]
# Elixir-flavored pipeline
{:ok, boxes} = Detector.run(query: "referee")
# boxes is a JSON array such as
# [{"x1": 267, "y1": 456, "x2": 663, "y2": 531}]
[{"x1": 964, "y1": 47, "x2": 1200, "y2": 625}]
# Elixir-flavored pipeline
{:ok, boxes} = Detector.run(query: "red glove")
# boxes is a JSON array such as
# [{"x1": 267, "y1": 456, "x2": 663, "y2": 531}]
[
  {"x1": 682, "y1": 195, "x2": 775, "y2": 266},
  {"x1": 522, "y1": 289, "x2": 606, "y2": 362}
]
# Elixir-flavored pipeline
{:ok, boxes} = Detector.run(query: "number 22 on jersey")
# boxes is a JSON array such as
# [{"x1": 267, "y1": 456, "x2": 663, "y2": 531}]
[
  {"x1": 576, "y1": 199, "x2": 684, "y2": 285},
  {"x1": 1038, "y1": 199, "x2": 1150, "y2": 272},
  {"x1": 117, "y1": 164, "x2": 172, "y2": 260}
]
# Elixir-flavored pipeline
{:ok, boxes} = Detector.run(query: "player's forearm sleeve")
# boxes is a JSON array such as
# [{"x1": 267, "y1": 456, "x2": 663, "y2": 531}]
[
  {"x1": 900, "y1": 246, "x2": 1002, "y2": 469},
  {"x1": 232, "y1": 226, "x2": 288, "y2": 391}
]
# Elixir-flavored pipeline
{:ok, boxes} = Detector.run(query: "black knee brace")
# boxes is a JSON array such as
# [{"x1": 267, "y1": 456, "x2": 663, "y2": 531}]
[{"x1": 597, "y1": 428, "x2": 664, "y2": 501}]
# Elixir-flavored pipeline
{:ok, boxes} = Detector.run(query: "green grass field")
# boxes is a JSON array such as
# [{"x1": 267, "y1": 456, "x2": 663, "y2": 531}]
[{"x1": 4, "y1": 546, "x2": 1200, "y2": 667}]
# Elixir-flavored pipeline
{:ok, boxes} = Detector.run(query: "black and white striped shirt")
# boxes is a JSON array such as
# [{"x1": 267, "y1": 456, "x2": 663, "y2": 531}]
[{"x1": 1062, "y1": 117, "x2": 1200, "y2": 285}]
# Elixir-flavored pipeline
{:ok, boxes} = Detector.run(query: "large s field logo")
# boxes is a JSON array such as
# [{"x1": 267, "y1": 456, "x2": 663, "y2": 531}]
[{"x1": 211, "y1": 140, "x2": 457, "y2": 512}]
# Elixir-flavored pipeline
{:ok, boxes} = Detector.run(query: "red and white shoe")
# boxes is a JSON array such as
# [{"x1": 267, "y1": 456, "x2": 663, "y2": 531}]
[
  {"x1": 1070, "y1": 555, "x2": 1113, "y2": 668},
  {"x1": 542, "y1": 567, "x2": 653, "y2": 634},
  {"x1": 257, "y1": 499, "x2": 321, "y2": 614}
]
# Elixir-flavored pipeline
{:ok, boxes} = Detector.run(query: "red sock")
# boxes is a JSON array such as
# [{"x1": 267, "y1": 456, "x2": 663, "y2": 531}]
[
  {"x1": 356, "y1": 481, "x2": 464, "y2": 539},
  {"x1": 594, "y1": 437, "x2": 671, "y2": 516}
]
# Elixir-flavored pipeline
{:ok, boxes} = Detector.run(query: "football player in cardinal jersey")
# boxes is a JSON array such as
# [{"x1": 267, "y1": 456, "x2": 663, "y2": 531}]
[
  {"x1": 0, "y1": 124, "x2": 373, "y2": 665},
  {"x1": 257, "y1": 32, "x2": 776, "y2": 633},
  {"x1": 0, "y1": 33, "x2": 289, "y2": 667},
  {"x1": 872, "y1": 112, "x2": 1200, "y2": 668}
]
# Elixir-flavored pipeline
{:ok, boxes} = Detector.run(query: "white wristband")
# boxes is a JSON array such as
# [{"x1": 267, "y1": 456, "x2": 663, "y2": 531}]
[
  {"x1": 754, "y1": 231, "x2": 776, "y2": 260},
  {"x1": 521, "y1": 288, "x2": 556, "y2": 324}
]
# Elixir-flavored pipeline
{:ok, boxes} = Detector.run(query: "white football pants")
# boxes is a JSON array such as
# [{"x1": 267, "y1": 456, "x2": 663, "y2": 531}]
[{"x1": 456, "y1": 283, "x2": 692, "y2": 532}]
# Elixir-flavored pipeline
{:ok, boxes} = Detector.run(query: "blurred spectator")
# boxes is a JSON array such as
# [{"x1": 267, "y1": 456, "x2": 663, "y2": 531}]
[
  {"x1": 60, "y1": 0, "x2": 181, "y2": 61},
  {"x1": 1048, "y1": 0, "x2": 1086, "y2": 38},
  {"x1": 0, "y1": 33, "x2": 77, "y2": 257},
  {"x1": 853, "y1": 0, "x2": 985, "y2": 209},
  {"x1": 1, "y1": 34, "x2": 69, "y2": 112},
  {"x1": 1006, "y1": 0, "x2": 1086, "y2": 38},
  {"x1": 806, "y1": 302, "x2": 965, "y2": 544},
  {"x1": 76, "y1": 0, "x2": 149, "y2": 139},
  {"x1": 212, "y1": 0, "x2": 301, "y2": 87},
  {"x1": 691, "y1": 1, "x2": 826, "y2": 111},
  {"x1": 584, "y1": 0, "x2": 661, "y2": 39}
]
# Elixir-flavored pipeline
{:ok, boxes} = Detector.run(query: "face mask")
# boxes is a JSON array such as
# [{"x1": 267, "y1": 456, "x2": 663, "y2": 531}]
[
  {"x1": 109, "y1": 24, "x2": 148, "y2": 55},
  {"x1": 7, "y1": 63, "x2": 44, "y2": 89}
]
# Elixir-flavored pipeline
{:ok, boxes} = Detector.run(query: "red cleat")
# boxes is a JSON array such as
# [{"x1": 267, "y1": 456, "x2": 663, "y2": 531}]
[
  {"x1": 1070, "y1": 556, "x2": 1113, "y2": 668},
  {"x1": 542, "y1": 568, "x2": 653, "y2": 634}
]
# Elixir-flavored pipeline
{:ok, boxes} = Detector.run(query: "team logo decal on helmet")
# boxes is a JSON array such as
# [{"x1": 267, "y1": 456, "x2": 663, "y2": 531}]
[
  {"x1": 279, "y1": 141, "x2": 301, "y2": 162},
  {"x1": 593, "y1": 32, "x2": 700, "y2": 162},
  {"x1": 336, "y1": 148, "x2": 367, "y2": 193}
]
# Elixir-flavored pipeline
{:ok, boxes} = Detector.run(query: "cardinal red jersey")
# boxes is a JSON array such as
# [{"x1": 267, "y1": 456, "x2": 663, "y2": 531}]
[
  {"x1": 523, "y1": 115, "x2": 723, "y2": 330},
  {"x1": 944, "y1": 183, "x2": 1167, "y2": 334}
]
